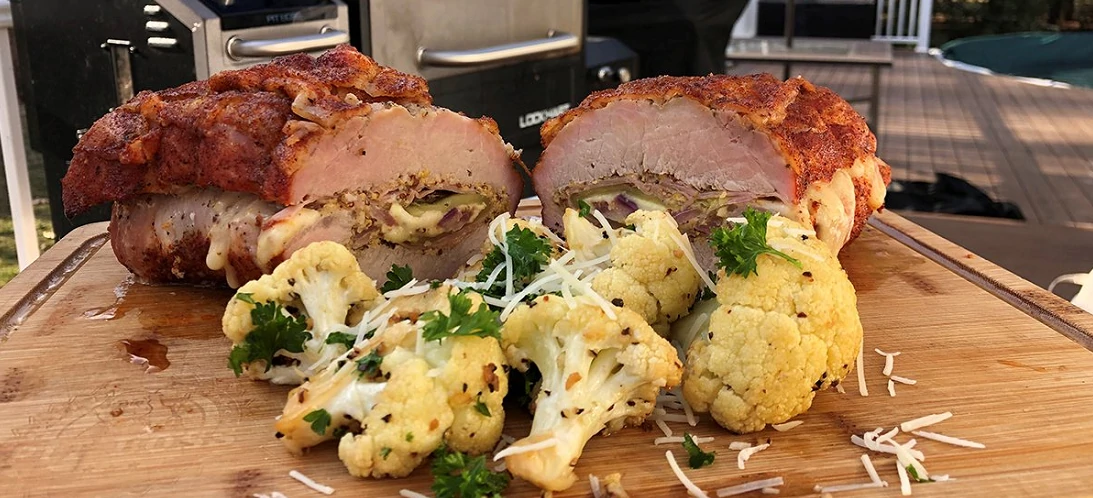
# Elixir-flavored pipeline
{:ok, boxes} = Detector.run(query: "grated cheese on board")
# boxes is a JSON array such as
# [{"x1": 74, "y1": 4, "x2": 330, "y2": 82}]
[
  {"x1": 289, "y1": 470, "x2": 334, "y2": 495},
  {"x1": 715, "y1": 477, "x2": 784, "y2": 497}
]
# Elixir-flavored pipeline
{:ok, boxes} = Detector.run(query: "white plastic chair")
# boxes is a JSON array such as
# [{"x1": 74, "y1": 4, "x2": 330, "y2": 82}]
[{"x1": 1049, "y1": 270, "x2": 1093, "y2": 314}]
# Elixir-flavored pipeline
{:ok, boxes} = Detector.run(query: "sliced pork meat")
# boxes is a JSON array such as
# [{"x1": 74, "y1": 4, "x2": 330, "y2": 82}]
[
  {"x1": 63, "y1": 45, "x2": 524, "y2": 287},
  {"x1": 533, "y1": 74, "x2": 891, "y2": 255}
]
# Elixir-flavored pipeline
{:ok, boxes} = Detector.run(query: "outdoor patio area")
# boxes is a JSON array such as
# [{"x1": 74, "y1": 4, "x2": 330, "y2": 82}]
[{"x1": 729, "y1": 51, "x2": 1093, "y2": 227}]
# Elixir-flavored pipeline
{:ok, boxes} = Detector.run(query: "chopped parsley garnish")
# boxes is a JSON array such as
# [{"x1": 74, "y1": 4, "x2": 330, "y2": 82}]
[
  {"x1": 430, "y1": 280, "x2": 444, "y2": 289},
  {"x1": 682, "y1": 433, "x2": 715, "y2": 469},
  {"x1": 381, "y1": 264, "x2": 414, "y2": 293},
  {"x1": 709, "y1": 207, "x2": 801, "y2": 277},
  {"x1": 431, "y1": 444, "x2": 510, "y2": 498},
  {"x1": 380, "y1": 447, "x2": 392, "y2": 460},
  {"x1": 577, "y1": 199, "x2": 592, "y2": 217},
  {"x1": 355, "y1": 350, "x2": 383, "y2": 379},
  {"x1": 325, "y1": 331, "x2": 357, "y2": 350},
  {"x1": 421, "y1": 291, "x2": 502, "y2": 342},
  {"x1": 475, "y1": 225, "x2": 553, "y2": 297},
  {"x1": 406, "y1": 432, "x2": 415, "y2": 442},
  {"x1": 228, "y1": 294, "x2": 311, "y2": 376},
  {"x1": 303, "y1": 409, "x2": 332, "y2": 435},
  {"x1": 473, "y1": 397, "x2": 491, "y2": 417},
  {"x1": 907, "y1": 465, "x2": 933, "y2": 482}
]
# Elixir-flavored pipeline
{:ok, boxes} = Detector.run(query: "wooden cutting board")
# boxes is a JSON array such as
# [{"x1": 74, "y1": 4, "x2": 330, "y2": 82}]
[{"x1": 2, "y1": 206, "x2": 1093, "y2": 497}]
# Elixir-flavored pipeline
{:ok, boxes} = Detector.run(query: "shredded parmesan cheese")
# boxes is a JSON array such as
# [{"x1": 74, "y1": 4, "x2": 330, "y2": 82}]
[
  {"x1": 589, "y1": 474, "x2": 603, "y2": 498},
  {"x1": 668, "y1": 231, "x2": 717, "y2": 291},
  {"x1": 895, "y1": 460, "x2": 912, "y2": 496},
  {"x1": 890, "y1": 375, "x2": 917, "y2": 385},
  {"x1": 911, "y1": 430, "x2": 986, "y2": 449},
  {"x1": 675, "y1": 387, "x2": 698, "y2": 426},
  {"x1": 771, "y1": 421, "x2": 804, "y2": 432},
  {"x1": 851, "y1": 435, "x2": 925, "y2": 461},
  {"x1": 655, "y1": 413, "x2": 692, "y2": 423},
  {"x1": 493, "y1": 437, "x2": 559, "y2": 460},
  {"x1": 399, "y1": 490, "x2": 430, "y2": 498},
  {"x1": 591, "y1": 209, "x2": 619, "y2": 246},
  {"x1": 836, "y1": 383, "x2": 846, "y2": 394},
  {"x1": 856, "y1": 338, "x2": 868, "y2": 396},
  {"x1": 654, "y1": 436, "x2": 715, "y2": 445},
  {"x1": 665, "y1": 450, "x2": 710, "y2": 498},
  {"x1": 761, "y1": 488, "x2": 780, "y2": 495},
  {"x1": 861, "y1": 454, "x2": 885, "y2": 486},
  {"x1": 655, "y1": 418, "x2": 674, "y2": 437},
  {"x1": 900, "y1": 412, "x2": 953, "y2": 432},
  {"x1": 737, "y1": 443, "x2": 770, "y2": 469},
  {"x1": 814, "y1": 482, "x2": 886, "y2": 493},
  {"x1": 883, "y1": 355, "x2": 895, "y2": 377},
  {"x1": 728, "y1": 442, "x2": 753, "y2": 451},
  {"x1": 888, "y1": 379, "x2": 896, "y2": 397},
  {"x1": 289, "y1": 470, "x2": 334, "y2": 495},
  {"x1": 875, "y1": 427, "x2": 900, "y2": 445},
  {"x1": 715, "y1": 477, "x2": 785, "y2": 497}
]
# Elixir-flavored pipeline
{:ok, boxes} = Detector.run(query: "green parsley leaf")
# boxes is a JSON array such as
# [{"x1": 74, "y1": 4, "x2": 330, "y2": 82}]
[
  {"x1": 577, "y1": 199, "x2": 592, "y2": 217},
  {"x1": 430, "y1": 280, "x2": 443, "y2": 289},
  {"x1": 474, "y1": 397, "x2": 491, "y2": 417},
  {"x1": 431, "y1": 444, "x2": 510, "y2": 498},
  {"x1": 235, "y1": 292, "x2": 256, "y2": 304},
  {"x1": 381, "y1": 264, "x2": 414, "y2": 293},
  {"x1": 406, "y1": 432, "x2": 414, "y2": 442},
  {"x1": 355, "y1": 350, "x2": 383, "y2": 379},
  {"x1": 325, "y1": 331, "x2": 357, "y2": 350},
  {"x1": 420, "y1": 292, "x2": 502, "y2": 343},
  {"x1": 227, "y1": 296, "x2": 311, "y2": 376},
  {"x1": 906, "y1": 465, "x2": 933, "y2": 482},
  {"x1": 380, "y1": 447, "x2": 392, "y2": 460},
  {"x1": 474, "y1": 226, "x2": 553, "y2": 297},
  {"x1": 709, "y1": 207, "x2": 801, "y2": 277},
  {"x1": 303, "y1": 409, "x2": 332, "y2": 435},
  {"x1": 682, "y1": 433, "x2": 715, "y2": 469}
]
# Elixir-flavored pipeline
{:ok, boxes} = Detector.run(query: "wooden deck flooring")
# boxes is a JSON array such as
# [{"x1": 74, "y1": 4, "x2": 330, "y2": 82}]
[{"x1": 728, "y1": 52, "x2": 1093, "y2": 227}]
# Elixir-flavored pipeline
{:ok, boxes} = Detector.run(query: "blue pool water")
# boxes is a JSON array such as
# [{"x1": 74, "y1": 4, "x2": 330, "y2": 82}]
[{"x1": 939, "y1": 32, "x2": 1093, "y2": 88}]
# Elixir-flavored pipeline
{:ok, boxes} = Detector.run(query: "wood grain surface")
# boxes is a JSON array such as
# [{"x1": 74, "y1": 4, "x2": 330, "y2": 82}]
[{"x1": 2, "y1": 207, "x2": 1092, "y2": 497}]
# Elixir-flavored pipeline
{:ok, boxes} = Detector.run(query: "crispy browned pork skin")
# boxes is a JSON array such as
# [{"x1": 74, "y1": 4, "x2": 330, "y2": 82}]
[
  {"x1": 63, "y1": 45, "x2": 524, "y2": 287},
  {"x1": 533, "y1": 74, "x2": 891, "y2": 257}
]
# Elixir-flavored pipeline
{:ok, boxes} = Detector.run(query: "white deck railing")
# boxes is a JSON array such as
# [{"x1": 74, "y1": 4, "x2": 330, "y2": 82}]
[
  {"x1": 0, "y1": 0, "x2": 40, "y2": 270},
  {"x1": 873, "y1": 0, "x2": 933, "y2": 53}
]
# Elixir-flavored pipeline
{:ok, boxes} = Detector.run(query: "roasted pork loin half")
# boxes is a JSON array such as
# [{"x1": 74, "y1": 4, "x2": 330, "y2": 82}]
[
  {"x1": 533, "y1": 74, "x2": 891, "y2": 256},
  {"x1": 63, "y1": 45, "x2": 524, "y2": 287}
]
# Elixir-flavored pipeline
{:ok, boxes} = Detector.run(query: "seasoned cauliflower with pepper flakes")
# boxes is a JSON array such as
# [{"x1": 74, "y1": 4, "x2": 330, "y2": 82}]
[
  {"x1": 563, "y1": 208, "x2": 705, "y2": 334},
  {"x1": 274, "y1": 285, "x2": 507, "y2": 478},
  {"x1": 498, "y1": 294, "x2": 683, "y2": 491},
  {"x1": 675, "y1": 208, "x2": 863, "y2": 433},
  {"x1": 223, "y1": 241, "x2": 382, "y2": 384}
]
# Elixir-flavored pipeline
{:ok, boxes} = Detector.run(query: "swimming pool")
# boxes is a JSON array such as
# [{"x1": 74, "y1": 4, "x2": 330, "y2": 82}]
[{"x1": 935, "y1": 32, "x2": 1093, "y2": 89}]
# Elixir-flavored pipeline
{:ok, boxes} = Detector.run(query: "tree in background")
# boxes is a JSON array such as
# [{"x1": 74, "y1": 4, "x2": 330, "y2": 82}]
[{"x1": 933, "y1": 0, "x2": 1093, "y2": 45}]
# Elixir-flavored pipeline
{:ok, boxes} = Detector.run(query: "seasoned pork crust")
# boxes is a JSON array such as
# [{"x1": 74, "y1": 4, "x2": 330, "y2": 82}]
[
  {"x1": 61, "y1": 44, "x2": 517, "y2": 217},
  {"x1": 536, "y1": 74, "x2": 891, "y2": 249}
]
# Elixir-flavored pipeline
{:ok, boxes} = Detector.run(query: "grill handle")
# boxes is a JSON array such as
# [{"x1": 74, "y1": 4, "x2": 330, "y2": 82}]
[
  {"x1": 417, "y1": 31, "x2": 579, "y2": 68},
  {"x1": 226, "y1": 27, "x2": 349, "y2": 59}
]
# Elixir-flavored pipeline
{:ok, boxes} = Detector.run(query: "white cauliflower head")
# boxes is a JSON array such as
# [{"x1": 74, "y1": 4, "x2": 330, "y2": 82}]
[
  {"x1": 563, "y1": 208, "x2": 705, "y2": 334},
  {"x1": 499, "y1": 294, "x2": 683, "y2": 491},
  {"x1": 222, "y1": 241, "x2": 381, "y2": 384},
  {"x1": 675, "y1": 212, "x2": 863, "y2": 433}
]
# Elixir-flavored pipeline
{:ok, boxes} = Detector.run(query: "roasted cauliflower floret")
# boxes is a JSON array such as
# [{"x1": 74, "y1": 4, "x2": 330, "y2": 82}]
[
  {"x1": 223, "y1": 241, "x2": 381, "y2": 384},
  {"x1": 273, "y1": 286, "x2": 508, "y2": 478},
  {"x1": 674, "y1": 210, "x2": 863, "y2": 433},
  {"x1": 498, "y1": 295, "x2": 683, "y2": 492},
  {"x1": 383, "y1": 287, "x2": 508, "y2": 455},
  {"x1": 563, "y1": 208, "x2": 705, "y2": 334}
]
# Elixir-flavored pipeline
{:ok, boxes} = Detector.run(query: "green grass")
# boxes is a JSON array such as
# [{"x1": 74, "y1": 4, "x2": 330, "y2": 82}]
[{"x1": 0, "y1": 203, "x2": 57, "y2": 285}]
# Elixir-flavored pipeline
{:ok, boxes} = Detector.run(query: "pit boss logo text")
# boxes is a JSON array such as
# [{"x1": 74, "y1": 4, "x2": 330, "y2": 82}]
[{"x1": 518, "y1": 103, "x2": 571, "y2": 129}]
